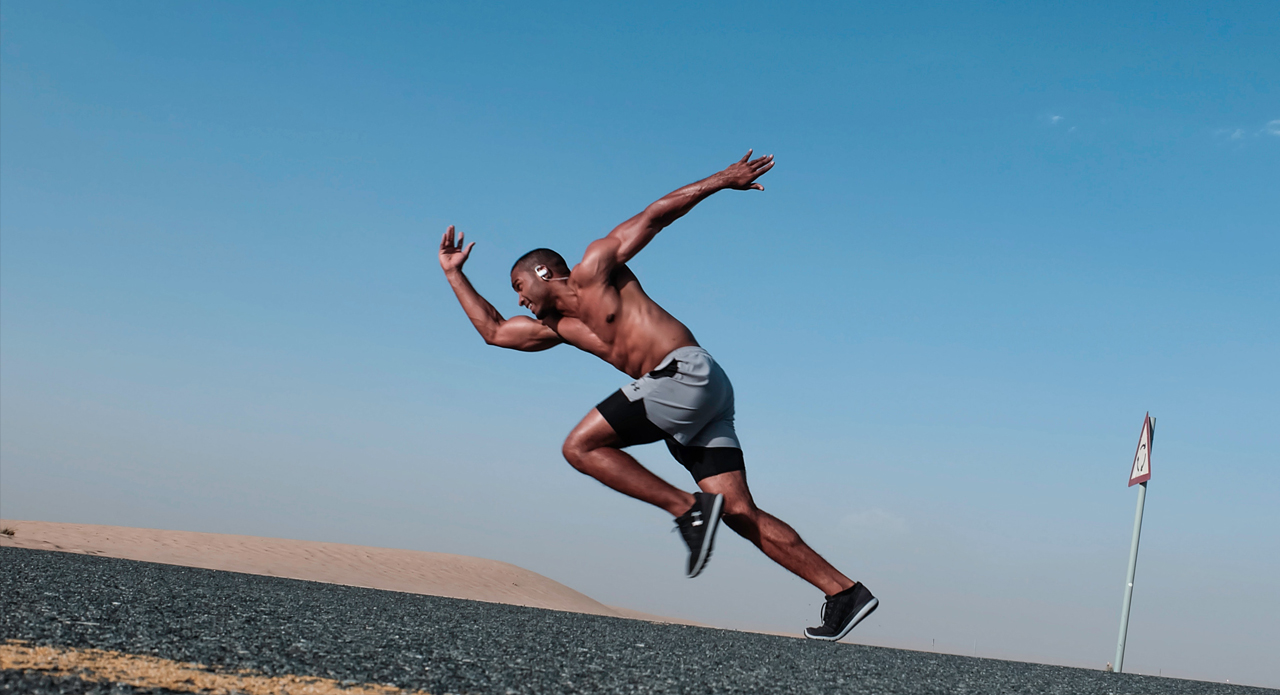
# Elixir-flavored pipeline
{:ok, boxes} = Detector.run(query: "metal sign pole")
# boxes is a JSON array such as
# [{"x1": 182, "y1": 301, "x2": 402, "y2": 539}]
[
  {"x1": 1114, "y1": 479, "x2": 1147, "y2": 673},
  {"x1": 1114, "y1": 415, "x2": 1154, "y2": 674}
]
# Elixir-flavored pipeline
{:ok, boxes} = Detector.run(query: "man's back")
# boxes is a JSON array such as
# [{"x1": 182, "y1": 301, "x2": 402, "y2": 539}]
[
  {"x1": 546, "y1": 264, "x2": 699, "y2": 379},
  {"x1": 443, "y1": 151, "x2": 773, "y2": 370}
]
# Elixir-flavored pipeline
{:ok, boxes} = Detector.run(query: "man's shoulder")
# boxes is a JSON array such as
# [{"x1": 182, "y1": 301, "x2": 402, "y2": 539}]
[
  {"x1": 569, "y1": 259, "x2": 630, "y2": 289},
  {"x1": 573, "y1": 236, "x2": 624, "y2": 280}
]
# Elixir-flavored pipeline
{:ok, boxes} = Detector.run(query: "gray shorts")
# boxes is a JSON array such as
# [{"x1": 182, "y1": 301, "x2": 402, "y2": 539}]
[{"x1": 596, "y1": 346, "x2": 745, "y2": 481}]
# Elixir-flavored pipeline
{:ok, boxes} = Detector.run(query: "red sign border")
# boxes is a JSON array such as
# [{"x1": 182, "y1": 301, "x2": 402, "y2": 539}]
[{"x1": 1128, "y1": 412, "x2": 1152, "y2": 487}]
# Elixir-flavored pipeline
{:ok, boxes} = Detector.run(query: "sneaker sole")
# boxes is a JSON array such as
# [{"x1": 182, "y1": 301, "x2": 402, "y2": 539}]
[
  {"x1": 803, "y1": 597, "x2": 879, "y2": 641},
  {"x1": 687, "y1": 493, "x2": 724, "y2": 578}
]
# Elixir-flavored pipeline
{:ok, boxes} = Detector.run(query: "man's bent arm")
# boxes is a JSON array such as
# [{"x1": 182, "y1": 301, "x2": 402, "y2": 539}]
[
  {"x1": 443, "y1": 268, "x2": 561, "y2": 351},
  {"x1": 579, "y1": 151, "x2": 775, "y2": 275},
  {"x1": 439, "y1": 226, "x2": 562, "y2": 351}
]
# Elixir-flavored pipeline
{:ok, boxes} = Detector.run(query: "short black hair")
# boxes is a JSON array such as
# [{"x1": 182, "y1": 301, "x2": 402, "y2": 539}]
[{"x1": 511, "y1": 248, "x2": 569, "y2": 276}]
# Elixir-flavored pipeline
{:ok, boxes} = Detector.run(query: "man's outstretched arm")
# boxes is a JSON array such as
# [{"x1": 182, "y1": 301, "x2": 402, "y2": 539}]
[
  {"x1": 578, "y1": 151, "x2": 774, "y2": 276},
  {"x1": 439, "y1": 226, "x2": 562, "y2": 351}
]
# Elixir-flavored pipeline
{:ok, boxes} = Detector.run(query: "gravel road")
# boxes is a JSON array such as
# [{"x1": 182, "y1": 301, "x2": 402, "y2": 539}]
[{"x1": 2, "y1": 547, "x2": 1272, "y2": 695}]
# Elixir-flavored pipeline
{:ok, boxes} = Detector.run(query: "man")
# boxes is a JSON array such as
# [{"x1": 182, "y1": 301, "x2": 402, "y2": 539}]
[{"x1": 439, "y1": 151, "x2": 878, "y2": 640}]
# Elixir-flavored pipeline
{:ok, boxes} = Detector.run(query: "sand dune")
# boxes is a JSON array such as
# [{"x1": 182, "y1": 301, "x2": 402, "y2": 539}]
[{"x1": 0, "y1": 519, "x2": 689, "y2": 625}]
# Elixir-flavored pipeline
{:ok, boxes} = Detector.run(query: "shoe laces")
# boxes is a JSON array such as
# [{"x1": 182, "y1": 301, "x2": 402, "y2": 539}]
[
  {"x1": 673, "y1": 508, "x2": 703, "y2": 547},
  {"x1": 674, "y1": 499, "x2": 705, "y2": 530},
  {"x1": 818, "y1": 587, "x2": 854, "y2": 626}
]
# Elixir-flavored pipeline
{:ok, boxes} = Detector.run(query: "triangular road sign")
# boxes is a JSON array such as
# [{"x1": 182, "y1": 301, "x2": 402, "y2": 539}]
[{"x1": 1129, "y1": 413, "x2": 1153, "y2": 486}]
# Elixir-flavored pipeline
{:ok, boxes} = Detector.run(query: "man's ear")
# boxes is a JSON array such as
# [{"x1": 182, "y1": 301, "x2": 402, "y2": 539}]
[{"x1": 535, "y1": 264, "x2": 569, "y2": 282}]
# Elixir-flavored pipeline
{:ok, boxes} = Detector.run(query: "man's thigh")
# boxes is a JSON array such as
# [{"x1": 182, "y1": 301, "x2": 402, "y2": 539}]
[
  {"x1": 671, "y1": 441, "x2": 746, "y2": 485},
  {"x1": 595, "y1": 389, "x2": 669, "y2": 447},
  {"x1": 565, "y1": 408, "x2": 626, "y2": 451}
]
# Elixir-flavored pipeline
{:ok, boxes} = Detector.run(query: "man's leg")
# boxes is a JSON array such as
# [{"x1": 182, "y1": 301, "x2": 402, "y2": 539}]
[
  {"x1": 562, "y1": 409, "x2": 695, "y2": 517},
  {"x1": 698, "y1": 469, "x2": 854, "y2": 597}
]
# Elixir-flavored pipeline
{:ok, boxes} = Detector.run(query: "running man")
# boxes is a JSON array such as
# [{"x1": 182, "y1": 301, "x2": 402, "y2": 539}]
[{"x1": 438, "y1": 151, "x2": 877, "y2": 640}]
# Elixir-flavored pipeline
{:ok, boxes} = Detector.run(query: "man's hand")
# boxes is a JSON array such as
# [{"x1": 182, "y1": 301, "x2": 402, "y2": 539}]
[
  {"x1": 718, "y1": 150, "x2": 775, "y2": 191},
  {"x1": 439, "y1": 225, "x2": 474, "y2": 273}
]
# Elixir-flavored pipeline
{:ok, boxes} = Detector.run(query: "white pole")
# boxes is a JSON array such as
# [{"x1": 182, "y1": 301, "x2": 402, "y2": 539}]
[
  {"x1": 1115, "y1": 415, "x2": 1154, "y2": 673},
  {"x1": 1114, "y1": 480, "x2": 1147, "y2": 673}
]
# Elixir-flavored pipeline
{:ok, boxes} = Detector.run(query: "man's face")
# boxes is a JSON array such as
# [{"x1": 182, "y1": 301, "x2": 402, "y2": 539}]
[{"x1": 511, "y1": 269, "x2": 554, "y2": 319}]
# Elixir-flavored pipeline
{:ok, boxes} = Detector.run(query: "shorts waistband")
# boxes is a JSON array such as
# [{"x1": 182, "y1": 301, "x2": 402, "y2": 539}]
[{"x1": 652, "y1": 345, "x2": 709, "y2": 372}]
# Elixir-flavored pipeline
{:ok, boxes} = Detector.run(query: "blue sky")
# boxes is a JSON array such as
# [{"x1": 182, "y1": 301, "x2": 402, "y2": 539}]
[{"x1": 2, "y1": 1, "x2": 1277, "y2": 687}]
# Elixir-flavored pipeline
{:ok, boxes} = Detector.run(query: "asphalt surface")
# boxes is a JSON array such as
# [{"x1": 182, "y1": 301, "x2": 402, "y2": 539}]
[{"x1": 2, "y1": 547, "x2": 1273, "y2": 695}]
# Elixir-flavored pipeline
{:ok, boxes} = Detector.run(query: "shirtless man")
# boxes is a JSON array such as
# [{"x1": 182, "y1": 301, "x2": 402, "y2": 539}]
[{"x1": 439, "y1": 151, "x2": 878, "y2": 639}]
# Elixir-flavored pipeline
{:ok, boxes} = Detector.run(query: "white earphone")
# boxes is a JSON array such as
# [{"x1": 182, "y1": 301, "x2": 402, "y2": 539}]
[{"x1": 534, "y1": 264, "x2": 568, "y2": 282}]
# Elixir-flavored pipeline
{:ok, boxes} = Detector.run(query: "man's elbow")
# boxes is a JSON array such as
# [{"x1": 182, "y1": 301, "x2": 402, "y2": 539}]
[
  {"x1": 483, "y1": 329, "x2": 523, "y2": 350},
  {"x1": 644, "y1": 200, "x2": 679, "y2": 228},
  {"x1": 479, "y1": 325, "x2": 502, "y2": 346}
]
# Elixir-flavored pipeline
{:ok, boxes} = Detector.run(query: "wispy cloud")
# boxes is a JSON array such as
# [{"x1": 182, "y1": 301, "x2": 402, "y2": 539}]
[
  {"x1": 1038, "y1": 113, "x2": 1067, "y2": 128},
  {"x1": 1213, "y1": 119, "x2": 1280, "y2": 142}
]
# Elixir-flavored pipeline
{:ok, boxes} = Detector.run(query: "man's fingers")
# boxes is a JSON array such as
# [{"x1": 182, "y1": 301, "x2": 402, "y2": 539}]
[
  {"x1": 740, "y1": 149, "x2": 753, "y2": 163},
  {"x1": 757, "y1": 160, "x2": 775, "y2": 175},
  {"x1": 441, "y1": 230, "x2": 449, "y2": 250},
  {"x1": 750, "y1": 183, "x2": 764, "y2": 191},
  {"x1": 457, "y1": 231, "x2": 465, "y2": 249},
  {"x1": 463, "y1": 241, "x2": 475, "y2": 256}
]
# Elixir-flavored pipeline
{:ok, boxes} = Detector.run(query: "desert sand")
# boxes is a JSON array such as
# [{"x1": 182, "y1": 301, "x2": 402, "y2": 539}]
[{"x1": 0, "y1": 519, "x2": 689, "y2": 625}]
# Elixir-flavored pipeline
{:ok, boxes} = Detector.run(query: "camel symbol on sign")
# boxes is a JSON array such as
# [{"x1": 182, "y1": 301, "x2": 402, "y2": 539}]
[{"x1": 1128, "y1": 414, "x2": 1153, "y2": 486}]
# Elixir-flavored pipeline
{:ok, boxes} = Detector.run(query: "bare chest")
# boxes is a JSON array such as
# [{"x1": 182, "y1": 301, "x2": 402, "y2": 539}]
[{"x1": 553, "y1": 310, "x2": 625, "y2": 363}]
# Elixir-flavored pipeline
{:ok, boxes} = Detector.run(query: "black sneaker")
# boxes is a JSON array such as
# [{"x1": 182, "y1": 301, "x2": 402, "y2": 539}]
[
  {"x1": 674, "y1": 492, "x2": 724, "y2": 578},
  {"x1": 803, "y1": 583, "x2": 879, "y2": 641}
]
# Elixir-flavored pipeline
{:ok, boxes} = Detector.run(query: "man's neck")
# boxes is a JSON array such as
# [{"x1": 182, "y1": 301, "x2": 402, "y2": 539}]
[{"x1": 550, "y1": 286, "x2": 581, "y2": 319}]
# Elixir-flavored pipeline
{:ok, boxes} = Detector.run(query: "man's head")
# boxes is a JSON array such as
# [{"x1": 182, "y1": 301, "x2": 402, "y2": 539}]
[{"x1": 510, "y1": 248, "x2": 570, "y2": 319}]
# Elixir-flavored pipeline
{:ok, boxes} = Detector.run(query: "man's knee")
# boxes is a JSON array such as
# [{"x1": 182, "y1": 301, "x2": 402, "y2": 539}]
[
  {"x1": 722, "y1": 495, "x2": 760, "y2": 523},
  {"x1": 563, "y1": 411, "x2": 620, "y2": 472},
  {"x1": 564, "y1": 430, "x2": 609, "y2": 474},
  {"x1": 561, "y1": 435, "x2": 587, "y2": 470}
]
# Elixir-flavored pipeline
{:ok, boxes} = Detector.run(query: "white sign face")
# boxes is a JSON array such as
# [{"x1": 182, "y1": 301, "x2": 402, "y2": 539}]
[{"x1": 1129, "y1": 413, "x2": 1153, "y2": 487}]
